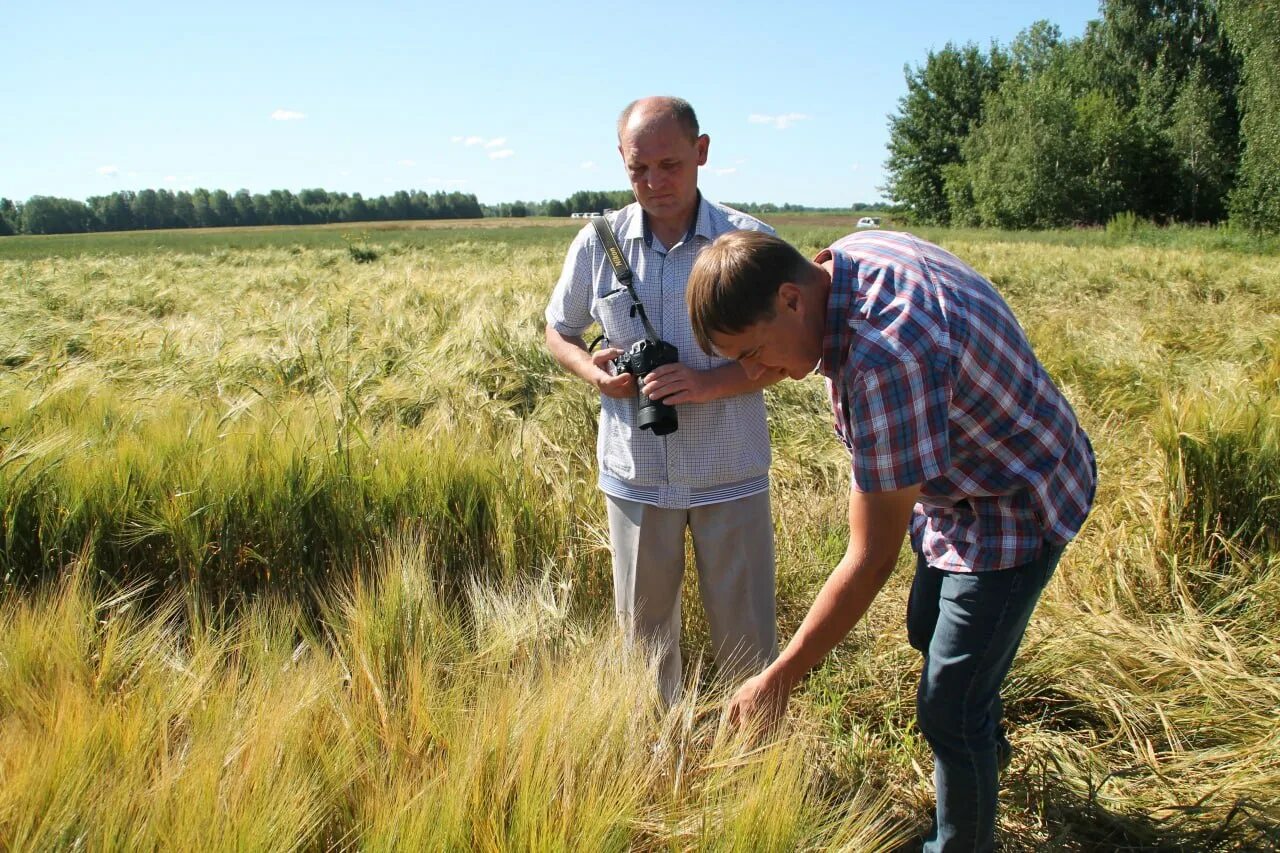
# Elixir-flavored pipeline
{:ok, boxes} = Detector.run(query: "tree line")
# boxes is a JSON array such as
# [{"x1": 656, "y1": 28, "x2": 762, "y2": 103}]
[
  {"x1": 0, "y1": 188, "x2": 652, "y2": 236},
  {"x1": 487, "y1": 193, "x2": 895, "y2": 219},
  {"x1": 884, "y1": 0, "x2": 1279, "y2": 232},
  {"x1": 477, "y1": 189, "x2": 634, "y2": 219},
  {"x1": 0, "y1": 188, "x2": 485, "y2": 236},
  {"x1": 0, "y1": 184, "x2": 901, "y2": 238}
]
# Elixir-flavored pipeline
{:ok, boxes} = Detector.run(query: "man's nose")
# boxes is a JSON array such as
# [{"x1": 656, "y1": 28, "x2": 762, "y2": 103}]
[{"x1": 741, "y1": 358, "x2": 766, "y2": 380}]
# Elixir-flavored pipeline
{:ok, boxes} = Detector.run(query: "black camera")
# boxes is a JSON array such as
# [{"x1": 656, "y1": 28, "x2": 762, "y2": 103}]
[
  {"x1": 588, "y1": 214, "x2": 680, "y2": 436},
  {"x1": 614, "y1": 338, "x2": 679, "y2": 436}
]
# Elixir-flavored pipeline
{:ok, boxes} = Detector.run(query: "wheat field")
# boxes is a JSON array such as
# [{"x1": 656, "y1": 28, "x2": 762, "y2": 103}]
[{"x1": 0, "y1": 220, "x2": 1276, "y2": 850}]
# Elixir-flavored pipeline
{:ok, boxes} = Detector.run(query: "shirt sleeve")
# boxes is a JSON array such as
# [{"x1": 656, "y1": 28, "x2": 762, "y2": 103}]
[
  {"x1": 544, "y1": 226, "x2": 597, "y2": 337},
  {"x1": 845, "y1": 355, "x2": 951, "y2": 492}
]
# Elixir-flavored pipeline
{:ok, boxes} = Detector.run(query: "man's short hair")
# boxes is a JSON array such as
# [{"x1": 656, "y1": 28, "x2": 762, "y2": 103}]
[
  {"x1": 617, "y1": 97, "x2": 700, "y2": 141},
  {"x1": 687, "y1": 230, "x2": 811, "y2": 356}
]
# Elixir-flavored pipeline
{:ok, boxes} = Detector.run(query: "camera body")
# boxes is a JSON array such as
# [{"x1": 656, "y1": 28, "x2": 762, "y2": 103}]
[{"x1": 614, "y1": 338, "x2": 679, "y2": 436}]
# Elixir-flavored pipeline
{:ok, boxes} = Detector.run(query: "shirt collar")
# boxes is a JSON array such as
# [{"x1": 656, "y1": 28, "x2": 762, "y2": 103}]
[
  {"x1": 621, "y1": 192, "x2": 706, "y2": 247},
  {"x1": 691, "y1": 192, "x2": 715, "y2": 240},
  {"x1": 817, "y1": 246, "x2": 858, "y2": 379}
]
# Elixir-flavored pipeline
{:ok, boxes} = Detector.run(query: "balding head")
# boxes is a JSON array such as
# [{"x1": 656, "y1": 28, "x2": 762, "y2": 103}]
[
  {"x1": 617, "y1": 96, "x2": 700, "y2": 143},
  {"x1": 616, "y1": 95, "x2": 708, "y2": 238}
]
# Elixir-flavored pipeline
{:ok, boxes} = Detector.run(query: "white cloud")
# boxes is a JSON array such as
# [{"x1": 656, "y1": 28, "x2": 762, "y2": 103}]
[
  {"x1": 748, "y1": 112, "x2": 810, "y2": 130},
  {"x1": 715, "y1": 167, "x2": 737, "y2": 176},
  {"x1": 851, "y1": 162, "x2": 861, "y2": 172},
  {"x1": 164, "y1": 175, "x2": 177, "y2": 183},
  {"x1": 428, "y1": 177, "x2": 468, "y2": 187},
  {"x1": 97, "y1": 165, "x2": 119, "y2": 176},
  {"x1": 453, "y1": 135, "x2": 515, "y2": 159},
  {"x1": 398, "y1": 159, "x2": 416, "y2": 167},
  {"x1": 580, "y1": 160, "x2": 596, "y2": 170},
  {"x1": 271, "y1": 109, "x2": 306, "y2": 121},
  {"x1": 455, "y1": 135, "x2": 515, "y2": 153}
]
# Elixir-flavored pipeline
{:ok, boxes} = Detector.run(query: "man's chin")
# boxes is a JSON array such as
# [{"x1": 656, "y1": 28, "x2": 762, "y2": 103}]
[{"x1": 788, "y1": 360, "x2": 820, "y2": 380}]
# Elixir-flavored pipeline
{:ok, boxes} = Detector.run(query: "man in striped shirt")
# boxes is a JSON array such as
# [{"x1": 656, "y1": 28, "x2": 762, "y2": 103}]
[
  {"x1": 545, "y1": 97, "x2": 784, "y2": 704},
  {"x1": 686, "y1": 228, "x2": 1095, "y2": 853}
]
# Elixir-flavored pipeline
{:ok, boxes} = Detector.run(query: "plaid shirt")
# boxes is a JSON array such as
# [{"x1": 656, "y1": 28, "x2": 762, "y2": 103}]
[
  {"x1": 546, "y1": 198, "x2": 774, "y2": 509},
  {"x1": 819, "y1": 231, "x2": 1096, "y2": 571}
]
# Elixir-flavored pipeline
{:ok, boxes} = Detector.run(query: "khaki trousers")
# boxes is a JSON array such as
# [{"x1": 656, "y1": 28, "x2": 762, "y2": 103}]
[{"x1": 605, "y1": 491, "x2": 778, "y2": 704}]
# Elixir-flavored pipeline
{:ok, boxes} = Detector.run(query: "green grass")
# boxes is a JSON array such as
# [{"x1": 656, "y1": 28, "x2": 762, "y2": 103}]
[
  {"x1": 4, "y1": 212, "x2": 1279, "y2": 261},
  {"x1": 0, "y1": 218, "x2": 583, "y2": 261},
  {"x1": 0, "y1": 222, "x2": 1277, "y2": 849},
  {"x1": 1157, "y1": 377, "x2": 1280, "y2": 616}
]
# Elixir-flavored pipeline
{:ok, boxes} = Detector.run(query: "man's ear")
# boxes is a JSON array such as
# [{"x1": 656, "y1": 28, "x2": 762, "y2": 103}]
[
  {"x1": 696, "y1": 134, "x2": 709, "y2": 166},
  {"x1": 778, "y1": 282, "x2": 803, "y2": 314}
]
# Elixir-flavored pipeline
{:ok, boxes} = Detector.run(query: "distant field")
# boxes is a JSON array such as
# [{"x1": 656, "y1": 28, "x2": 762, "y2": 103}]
[
  {"x1": 0, "y1": 222, "x2": 1277, "y2": 849},
  {"x1": 0, "y1": 217, "x2": 584, "y2": 259},
  {"x1": 2, "y1": 212, "x2": 1277, "y2": 260}
]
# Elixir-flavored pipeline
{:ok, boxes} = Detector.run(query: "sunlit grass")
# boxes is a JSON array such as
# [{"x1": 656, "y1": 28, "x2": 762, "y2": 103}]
[
  {"x1": 0, "y1": 224, "x2": 1277, "y2": 848},
  {"x1": 0, "y1": 541, "x2": 907, "y2": 850}
]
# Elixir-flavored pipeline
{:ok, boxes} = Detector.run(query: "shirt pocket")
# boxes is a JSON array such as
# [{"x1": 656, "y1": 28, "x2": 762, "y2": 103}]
[{"x1": 594, "y1": 288, "x2": 643, "y2": 351}]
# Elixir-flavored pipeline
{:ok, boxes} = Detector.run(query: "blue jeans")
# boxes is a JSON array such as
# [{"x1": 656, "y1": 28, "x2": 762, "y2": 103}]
[{"x1": 907, "y1": 543, "x2": 1064, "y2": 853}]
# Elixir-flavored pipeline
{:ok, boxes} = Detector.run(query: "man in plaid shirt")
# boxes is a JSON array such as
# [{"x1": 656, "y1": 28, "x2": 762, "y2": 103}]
[{"x1": 686, "y1": 228, "x2": 1096, "y2": 853}]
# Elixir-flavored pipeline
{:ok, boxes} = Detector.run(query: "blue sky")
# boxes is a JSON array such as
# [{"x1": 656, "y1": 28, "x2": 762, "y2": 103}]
[{"x1": 2, "y1": 0, "x2": 1102, "y2": 208}]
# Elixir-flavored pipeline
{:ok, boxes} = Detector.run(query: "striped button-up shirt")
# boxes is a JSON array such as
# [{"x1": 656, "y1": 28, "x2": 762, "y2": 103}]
[
  {"x1": 819, "y1": 231, "x2": 1096, "y2": 571},
  {"x1": 546, "y1": 198, "x2": 774, "y2": 509}
]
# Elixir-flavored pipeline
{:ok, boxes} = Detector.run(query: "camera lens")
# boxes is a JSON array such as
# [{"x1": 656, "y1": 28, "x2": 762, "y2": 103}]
[
  {"x1": 632, "y1": 340, "x2": 679, "y2": 435},
  {"x1": 638, "y1": 398, "x2": 677, "y2": 435}
]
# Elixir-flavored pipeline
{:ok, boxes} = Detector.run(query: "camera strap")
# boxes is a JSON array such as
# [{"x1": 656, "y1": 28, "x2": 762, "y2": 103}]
[{"x1": 591, "y1": 215, "x2": 660, "y2": 342}]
